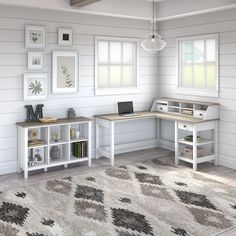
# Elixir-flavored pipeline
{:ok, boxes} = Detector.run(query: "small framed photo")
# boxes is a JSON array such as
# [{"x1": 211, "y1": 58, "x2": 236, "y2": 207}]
[
  {"x1": 31, "y1": 148, "x2": 45, "y2": 163},
  {"x1": 52, "y1": 51, "x2": 78, "y2": 94},
  {"x1": 58, "y1": 28, "x2": 73, "y2": 46},
  {"x1": 28, "y1": 52, "x2": 44, "y2": 70},
  {"x1": 23, "y1": 73, "x2": 48, "y2": 101},
  {"x1": 25, "y1": 25, "x2": 46, "y2": 49}
]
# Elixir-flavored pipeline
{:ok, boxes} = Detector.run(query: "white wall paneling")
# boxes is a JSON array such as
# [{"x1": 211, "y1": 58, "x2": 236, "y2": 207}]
[
  {"x1": 0, "y1": 5, "x2": 157, "y2": 175},
  {"x1": 158, "y1": 8, "x2": 236, "y2": 169}
]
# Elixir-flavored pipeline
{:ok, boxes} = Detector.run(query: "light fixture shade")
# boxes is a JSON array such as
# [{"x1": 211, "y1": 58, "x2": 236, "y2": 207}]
[{"x1": 141, "y1": 32, "x2": 166, "y2": 53}]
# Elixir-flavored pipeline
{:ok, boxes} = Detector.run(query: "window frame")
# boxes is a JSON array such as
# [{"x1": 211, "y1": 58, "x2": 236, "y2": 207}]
[
  {"x1": 176, "y1": 34, "x2": 219, "y2": 98},
  {"x1": 95, "y1": 36, "x2": 140, "y2": 96}
]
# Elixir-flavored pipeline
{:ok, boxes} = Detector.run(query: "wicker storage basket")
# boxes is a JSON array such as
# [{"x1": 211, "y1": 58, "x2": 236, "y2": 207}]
[{"x1": 183, "y1": 146, "x2": 204, "y2": 159}]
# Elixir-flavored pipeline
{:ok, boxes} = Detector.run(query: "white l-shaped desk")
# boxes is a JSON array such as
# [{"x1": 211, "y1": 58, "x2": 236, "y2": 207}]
[{"x1": 95, "y1": 111, "x2": 218, "y2": 171}]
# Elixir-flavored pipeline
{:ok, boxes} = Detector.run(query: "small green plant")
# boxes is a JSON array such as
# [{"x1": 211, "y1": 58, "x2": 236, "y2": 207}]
[
  {"x1": 29, "y1": 80, "x2": 43, "y2": 95},
  {"x1": 61, "y1": 66, "x2": 72, "y2": 87}
]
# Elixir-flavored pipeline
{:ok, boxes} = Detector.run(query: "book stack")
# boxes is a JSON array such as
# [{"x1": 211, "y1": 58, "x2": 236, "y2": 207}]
[
  {"x1": 28, "y1": 139, "x2": 47, "y2": 147},
  {"x1": 184, "y1": 135, "x2": 202, "y2": 142},
  {"x1": 72, "y1": 141, "x2": 87, "y2": 158}
]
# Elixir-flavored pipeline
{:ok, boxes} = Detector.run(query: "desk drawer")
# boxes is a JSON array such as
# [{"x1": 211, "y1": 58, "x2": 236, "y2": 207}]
[
  {"x1": 178, "y1": 122, "x2": 193, "y2": 131},
  {"x1": 194, "y1": 110, "x2": 206, "y2": 119},
  {"x1": 157, "y1": 104, "x2": 168, "y2": 113}
]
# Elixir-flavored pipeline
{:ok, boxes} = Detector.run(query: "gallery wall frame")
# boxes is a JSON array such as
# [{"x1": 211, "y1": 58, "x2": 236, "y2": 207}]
[
  {"x1": 23, "y1": 73, "x2": 48, "y2": 101},
  {"x1": 52, "y1": 51, "x2": 79, "y2": 94},
  {"x1": 25, "y1": 25, "x2": 46, "y2": 49},
  {"x1": 58, "y1": 28, "x2": 73, "y2": 46},
  {"x1": 28, "y1": 52, "x2": 44, "y2": 70}
]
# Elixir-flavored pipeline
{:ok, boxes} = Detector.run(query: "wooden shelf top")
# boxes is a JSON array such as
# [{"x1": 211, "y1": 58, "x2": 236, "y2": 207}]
[
  {"x1": 17, "y1": 116, "x2": 92, "y2": 128},
  {"x1": 95, "y1": 111, "x2": 218, "y2": 123}
]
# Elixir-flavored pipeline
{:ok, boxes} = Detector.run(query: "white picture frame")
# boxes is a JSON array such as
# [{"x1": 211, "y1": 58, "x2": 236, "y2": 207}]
[
  {"x1": 52, "y1": 51, "x2": 78, "y2": 94},
  {"x1": 58, "y1": 28, "x2": 73, "y2": 46},
  {"x1": 23, "y1": 73, "x2": 48, "y2": 101},
  {"x1": 28, "y1": 52, "x2": 44, "y2": 70},
  {"x1": 25, "y1": 25, "x2": 46, "y2": 49},
  {"x1": 32, "y1": 147, "x2": 45, "y2": 163}
]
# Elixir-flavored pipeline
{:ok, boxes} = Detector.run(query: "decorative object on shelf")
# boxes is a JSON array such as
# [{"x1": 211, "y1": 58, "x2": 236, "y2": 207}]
[
  {"x1": 182, "y1": 109, "x2": 193, "y2": 116},
  {"x1": 50, "y1": 146, "x2": 61, "y2": 161},
  {"x1": 28, "y1": 155, "x2": 37, "y2": 167},
  {"x1": 25, "y1": 104, "x2": 44, "y2": 122},
  {"x1": 23, "y1": 73, "x2": 48, "y2": 101},
  {"x1": 32, "y1": 148, "x2": 44, "y2": 163},
  {"x1": 28, "y1": 52, "x2": 44, "y2": 70},
  {"x1": 52, "y1": 130, "x2": 60, "y2": 143},
  {"x1": 39, "y1": 117, "x2": 58, "y2": 123},
  {"x1": 28, "y1": 129, "x2": 39, "y2": 141},
  {"x1": 25, "y1": 25, "x2": 46, "y2": 49},
  {"x1": 58, "y1": 28, "x2": 73, "y2": 46},
  {"x1": 184, "y1": 135, "x2": 202, "y2": 142},
  {"x1": 70, "y1": 128, "x2": 76, "y2": 139},
  {"x1": 68, "y1": 108, "x2": 76, "y2": 119},
  {"x1": 183, "y1": 146, "x2": 204, "y2": 159},
  {"x1": 52, "y1": 51, "x2": 78, "y2": 94},
  {"x1": 141, "y1": 0, "x2": 166, "y2": 53}
]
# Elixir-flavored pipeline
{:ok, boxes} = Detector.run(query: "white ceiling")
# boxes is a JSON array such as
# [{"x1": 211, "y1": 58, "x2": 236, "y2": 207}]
[{"x1": 0, "y1": 0, "x2": 235, "y2": 21}]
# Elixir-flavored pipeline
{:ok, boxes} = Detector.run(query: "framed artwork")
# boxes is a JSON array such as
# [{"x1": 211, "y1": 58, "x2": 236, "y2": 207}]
[
  {"x1": 25, "y1": 25, "x2": 46, "y2": 49},
  {"x1": 23, "y1": 73, "x2": 48, "y2": 101},
  {"x1": 52, "y1": 51, "x2": 78, "y2": 94},
  {"x1": 58, "y1": 28, "x2": 73, "y2": 46},
  {"x1": 28, "y1": 52, "x2": 44, "y2": 70},
  {"x1": 31, "y1": 148, "x2": 45, "y2": 163}
]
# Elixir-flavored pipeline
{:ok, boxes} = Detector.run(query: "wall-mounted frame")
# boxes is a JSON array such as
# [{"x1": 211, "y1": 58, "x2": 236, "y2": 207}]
[
  {"x1": 23, "y1": 73, "x2": 48, "y2": 101},
  {"x1": 25, "y1": 25, "x2": 46, "y2": 49},
  {"x1": 52, "y1": 51, "x2": 78, "y2": 94},
  {"x1": 28, "y1": 52, "x2": 44, "y2": 70},
  {"x1": 58, "y1": 28, "x2": 73, "y2": 46}
]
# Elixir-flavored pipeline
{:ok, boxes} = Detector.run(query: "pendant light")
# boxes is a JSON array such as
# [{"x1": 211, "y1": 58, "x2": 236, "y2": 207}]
[{"x1": 141, "y1": 0, "x2": 166, "y2": 53}]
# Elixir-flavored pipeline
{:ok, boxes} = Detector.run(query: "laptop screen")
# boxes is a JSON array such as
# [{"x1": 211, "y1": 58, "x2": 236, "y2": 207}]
[{"x1": 118, "y1": 101, "x2": 134, "y2": 115}]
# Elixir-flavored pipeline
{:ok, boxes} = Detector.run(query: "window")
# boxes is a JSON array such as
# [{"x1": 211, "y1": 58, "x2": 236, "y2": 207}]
[
  {"x1": 95, "y1": 36, "x2": 139, "y2": 95},
  {"x1": 177, "y1": 34, "x2": 218, "y2": 97}
]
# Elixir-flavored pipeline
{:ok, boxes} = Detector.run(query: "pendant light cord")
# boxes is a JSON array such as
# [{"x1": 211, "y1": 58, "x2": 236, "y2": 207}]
[{"x1": 152, "y1": 0, "x2": 155, "y2": 38}]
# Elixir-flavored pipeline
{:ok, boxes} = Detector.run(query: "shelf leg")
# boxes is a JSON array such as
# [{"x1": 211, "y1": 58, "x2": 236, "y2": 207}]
[
  {"x1": 44, "y1": 168, "x2": 48, "y2": 172},
  {"x1": 64, "y1": 165, "x2": 68, "y2": 169},
  {"x1": 24, "y1": 170, "x2": 28, "y2": 179},
  {"x1": 175, "y1": 121, "x2": 179, "y2": 165},
  {"x1": 214, "y1": 121, "x2": 219, "y2": 166},
  {"x1": 95, "y1": 118, "x2": 99, "y2": 159},
  {"x1": 193, "y1": 126, "x2": 197, "y2": 171},
  {"x1": 156, "y1": 118, "x2": 161, "y2": 148},
  {"x1": 88, "y1": 121, "x2": 92, "y2": 167},
  {"x1": 110, "y1": 121, "x2": 114, "y2": 166}
]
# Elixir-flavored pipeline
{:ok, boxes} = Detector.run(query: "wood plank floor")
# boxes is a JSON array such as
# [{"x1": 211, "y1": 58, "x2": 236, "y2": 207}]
[{"x1": 0, "y1": 148, "x2": 235, "y2": 190}]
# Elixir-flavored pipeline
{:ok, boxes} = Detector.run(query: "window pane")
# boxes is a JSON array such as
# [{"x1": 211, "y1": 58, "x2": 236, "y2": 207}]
[
  {"x1": 193, "y1": 40, "x2": 204, "y2": 63},
  {"x1": 194, "y1": 65, "x2": 205, "y2": 88},
  {"x1": 98, "y1": 66, "x2": 108, "y2": 88},
  {"x1": 206, "y1": 64, "x2": 216, "y2": 89},
  {"x1": 183, "y1": 41, "x2": 192, "y2": 53},
  {"x1": 122, "y1": 66, "x2": 134, "y2": 87},
  {"x1": 110, "y1": 66, "x2": 121, "y2": 87},
  {"x1": 110, "y1": 42, "x2": 121, "y2": 63},
  {"x1": 123, "y1": 43, "x2": 134, "y2": 64},
  {"x1": 98, "y1": 41, "x2": 108, "y2": 63},
  {"x1": 182, "y1": 65, "x2": 193, "y2": 87},
  {"x1": 206, "y1": 39, "x2": 216, "y2": 62}
]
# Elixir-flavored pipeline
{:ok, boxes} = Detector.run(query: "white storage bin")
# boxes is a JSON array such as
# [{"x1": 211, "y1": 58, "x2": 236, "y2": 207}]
[
  {"x1": 194, "y1": 110, "x2": 206, "y2": 119},
  {"x1": 157, "y1": 104, "x2": 168, "y2": 112}
]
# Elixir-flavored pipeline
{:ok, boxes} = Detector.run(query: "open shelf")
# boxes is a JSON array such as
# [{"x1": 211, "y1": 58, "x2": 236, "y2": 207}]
[
  {"x1": 178, "y1": 138, "x2": 216, "y2": 146},
  {"x1": 179, "y1": 154, "x2": 216, "y2": 164}
]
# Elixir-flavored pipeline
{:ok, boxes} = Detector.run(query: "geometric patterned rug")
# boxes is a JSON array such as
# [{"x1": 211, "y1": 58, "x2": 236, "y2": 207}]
[{"x1": 0, "y1": 158, "x2": 235, "y2": 236}]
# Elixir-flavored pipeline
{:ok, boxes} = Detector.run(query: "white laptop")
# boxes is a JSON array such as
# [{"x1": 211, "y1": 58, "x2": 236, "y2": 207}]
[{"x1": 118, "y1": 101, "x2": 140, "y2": 117}]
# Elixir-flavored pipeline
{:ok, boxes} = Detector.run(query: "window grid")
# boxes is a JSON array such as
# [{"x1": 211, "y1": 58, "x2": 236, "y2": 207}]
[{"x1": 97, "y1": 39, "x2": 137, "y2": 89}]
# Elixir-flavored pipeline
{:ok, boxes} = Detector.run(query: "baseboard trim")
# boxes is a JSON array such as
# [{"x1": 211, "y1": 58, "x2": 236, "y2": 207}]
[{"x1": 219, "y1": 155, "x2": 236, "y2": 170}]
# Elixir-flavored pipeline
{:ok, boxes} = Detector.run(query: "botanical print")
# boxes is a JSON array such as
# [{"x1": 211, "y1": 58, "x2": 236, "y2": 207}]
[
  {"x1": 25, "y1": 25, "x2": 46, "y2": 49},
  {"x1": 24, "y1": 74, "x2": 47, "y2": 101},
  {"x1": 29, "y1": 30, "x2": 43, "y2": 44},
  {"x1": 57, "y1": 56, "x2": 75, "y2": 88},
  {"x1": 28, "y1": 52, "x2": 44, "y2": 70}
]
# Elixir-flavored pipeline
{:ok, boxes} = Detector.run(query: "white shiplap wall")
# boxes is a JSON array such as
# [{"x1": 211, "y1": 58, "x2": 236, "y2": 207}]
[
  {"x1": 0, "y1": 5, "x2": 158, "y2": 175},
  {"x1": 158, "y1": 8, "x2": 236, "y2": 169}
]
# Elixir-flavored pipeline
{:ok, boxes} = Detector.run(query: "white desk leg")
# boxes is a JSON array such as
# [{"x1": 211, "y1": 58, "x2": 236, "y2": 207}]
[
  {"x1": 193, "y1": 126, "x2": 197, "y2": 171},
  {"x1": 110, "y1": 121, "x2": 114, "y2": 166},
  {"x1": 156, "y1": 118, "x2": 161, "y2": 148},
  {"x1": 95, "y1": 118, "x2": 99, "y2": 159},
  {"x1": 175, "y1": 121, "x2": 179, "y2": 165},
  {"x1": 88, "y1": 121, "x2": 92, "y2": 166},
  {"x1": 214, "y1": 120, "x2": 219, "y2": 165}
]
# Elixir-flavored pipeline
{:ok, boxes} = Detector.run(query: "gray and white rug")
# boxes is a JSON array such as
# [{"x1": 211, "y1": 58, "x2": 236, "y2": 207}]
[{"x1": 0, "y1": 159, "x2": 235, "y2": 236}]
